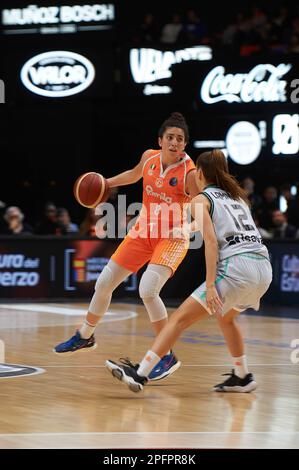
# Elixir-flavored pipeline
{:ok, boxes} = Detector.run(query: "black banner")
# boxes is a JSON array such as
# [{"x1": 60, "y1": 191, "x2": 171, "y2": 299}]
[{"x1": 0, "y1": 449, "x2": 295, "y2": 465}]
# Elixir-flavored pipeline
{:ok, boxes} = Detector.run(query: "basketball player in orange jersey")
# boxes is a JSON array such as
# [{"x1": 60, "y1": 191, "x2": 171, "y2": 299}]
[{"x1": 54, "y1": 112, "x2": 199, "y2": 381}]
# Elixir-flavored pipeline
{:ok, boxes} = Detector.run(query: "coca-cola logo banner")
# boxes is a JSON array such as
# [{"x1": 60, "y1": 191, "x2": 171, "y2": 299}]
[
  {"x1": 126, "y1": 55, "x2": 299, "y2": 108},
  {"x1": 200, "y1": 63, "x2": 292, "y2": 104}
]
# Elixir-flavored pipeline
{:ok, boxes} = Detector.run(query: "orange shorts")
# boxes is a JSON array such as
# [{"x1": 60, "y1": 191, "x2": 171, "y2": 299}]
[{"x1": 111, "y1": 235, "x2": 189, "y2": 274}]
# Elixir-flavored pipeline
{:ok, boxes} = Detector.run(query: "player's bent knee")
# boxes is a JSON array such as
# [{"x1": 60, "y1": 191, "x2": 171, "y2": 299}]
[
  {"x1": 139, "y1": 270, "x2": 160, "y2": 300},
  {"x1": 218, "y1": 312, "x2": 235, "y2": 325},
  {"x1": 170, "y1": 315, "x2": 189, "y2": 332}
]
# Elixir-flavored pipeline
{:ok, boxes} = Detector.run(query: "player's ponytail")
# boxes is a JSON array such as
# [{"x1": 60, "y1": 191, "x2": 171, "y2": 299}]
[
  {"x1": 158, "y1": 112, "x2": 189, "y2": 142},
  {"x1": 196, "y1": 149, "x2": 250, "y2": 205}
]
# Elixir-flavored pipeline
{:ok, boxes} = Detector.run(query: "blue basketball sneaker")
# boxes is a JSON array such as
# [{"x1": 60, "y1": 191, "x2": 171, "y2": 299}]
[
  {"x1": 53, "y1": 331, "x2": 97, "y2": 354},
  {"x1": 148, "y1": 351, "x2": 181, "y2": 381}
]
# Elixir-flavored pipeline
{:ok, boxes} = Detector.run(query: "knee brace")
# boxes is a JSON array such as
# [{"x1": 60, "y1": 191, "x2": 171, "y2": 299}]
[
  {"x1": 139, "y1": 269, "x2": 161, "y2": 300},
  {"x1": 139, "y1": 266, "x2": 171, "y2": 322},
  {"x1": 89, "y1": 260, "x2": 131, "y2": 316},
  {"x1": 94, "y1": 265, "x2": 113, "y2": 292},
  {"x1": 89, "y1": 265, "x2": 114, "y2": 316}
]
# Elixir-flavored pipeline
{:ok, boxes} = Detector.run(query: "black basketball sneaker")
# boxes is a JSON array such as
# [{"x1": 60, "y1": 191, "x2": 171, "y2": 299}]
[
  {"x1": 213, "y1": 369, "x2": 257, "y2": 393},
  {"x1": 106, "y1": 358, "x2": 148, "y2": 393}
]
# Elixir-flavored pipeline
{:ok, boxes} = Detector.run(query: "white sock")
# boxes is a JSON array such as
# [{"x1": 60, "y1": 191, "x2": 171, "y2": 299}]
[
  {"x1": 137, "y1": 350, "x2": 161, "y2": 377},
  {"x1": 233, "y1": 355, "x2": 249, "y2": 379},
  {"x1": 79, "y1": 321, "x2": 97, "y2": 339}
]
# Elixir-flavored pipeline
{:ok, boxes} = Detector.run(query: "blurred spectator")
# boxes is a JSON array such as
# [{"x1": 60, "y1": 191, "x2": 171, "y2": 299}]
[
  {"x1": 180, "y1": 9, "x2": 207, "y2": 44},
  {"x1": 124, "y1": 2, "x2": 298, "y2": 56},
  {"x1": 251, "y1": 5, "x2": 267, "y2": 25},
  {"x1": 35, "y1": 203, "x2": 66, "y2": 235},
  {"x1": 270, "y1": 210, "x2": 299, "y2": 238},
  {"x1": 221, "y1": 12, "x2": 250, "y2": 48},
  {"x1": 241, "y1": 177, "x2": 262, "y2": 215},
  {"x1": 138, "y1": 13, "x2": 158, "y2": 43},
  {"x1": 0, "y1": 199, "x2": 6, "y2": 233},
  {"x1": 271, "y1": 6, "x2": 290, "y2": 43},
  {"x1": 287, "y1": 34, "x2": 299, "y2": 53},
  {"x1": 160, "y1": 13, "x2": 183, "y2": 44},
  {"x1": 2, "y1": 206, "x2": 33, "y2": 235},
  {"x1": 57, "y1": 207, "x2": 79, "y2": 233},
  {"x1": 291, "y1": 16, "x2": 299, "y2": 36},
  {"x1": 79, "y1": 209, "x2": 100, "y2": 236},
  {"x1": 280, "y1": 183, "x2": 295, "y2": 209},
  {"x1": 257, "y1": 186, "x2": 280, "y2": 229},
  {"x1": 287, "y1": 183, "x2": 299, "y2": 228},
  {"x1": 253, "y1": 215, "x2": 273, "y2": 239}
]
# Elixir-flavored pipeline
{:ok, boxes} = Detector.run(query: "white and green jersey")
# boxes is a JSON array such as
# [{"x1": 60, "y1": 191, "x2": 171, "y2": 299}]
[{"x1": 201, "y1": 185, "x2": 269, "y2": 261}]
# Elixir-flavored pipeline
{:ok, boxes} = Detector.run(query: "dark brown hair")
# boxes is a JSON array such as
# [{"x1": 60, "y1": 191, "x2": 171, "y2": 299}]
[
  {"x1": 158, "y1": 112, "x2": 189, "y2": 142},
  {"x1": 196, "y1": 149, "x2": 250, "y2": 205}
]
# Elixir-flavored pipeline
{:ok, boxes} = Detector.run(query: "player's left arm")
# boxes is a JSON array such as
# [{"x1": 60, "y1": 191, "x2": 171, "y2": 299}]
[
  {"x1": 191, "y1": 195, "x2": 223, "y2": 314},
  {"x1": 184, "y1": 170, "x2": 201, "y2": 233},
  {"x1": 185, "y1": 169, "x2": 200, "y2": 199}
]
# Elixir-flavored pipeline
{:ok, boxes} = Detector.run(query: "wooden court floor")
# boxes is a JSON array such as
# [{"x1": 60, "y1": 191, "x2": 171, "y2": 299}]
[{"x1": 0, "y1": 302, "x2": 298, "y2": 449}]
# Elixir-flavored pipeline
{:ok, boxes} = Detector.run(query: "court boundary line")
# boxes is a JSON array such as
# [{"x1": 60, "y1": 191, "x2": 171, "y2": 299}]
[
  {"x1": 0, "y1": 431, "x2": 298, "y2": 437},
  {"x1": 0, "y1": 304, "x2": 138, "y2": 321},
  {"x1": 32, "y1": 363, "x2": 295, "y2": 367}
]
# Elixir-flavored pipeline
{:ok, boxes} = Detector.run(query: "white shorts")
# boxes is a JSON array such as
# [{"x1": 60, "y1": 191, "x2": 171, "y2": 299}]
[{"x1": 191, "y1": 253, "x2": 272, "y2": 315}]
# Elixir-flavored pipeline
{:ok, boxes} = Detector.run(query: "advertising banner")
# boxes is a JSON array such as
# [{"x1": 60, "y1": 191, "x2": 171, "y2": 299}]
[
  {"x1": 1, "y1": 3, "x2": 116, "y2": 36},
  {"x1": 3, "y1": 47, "x2": 114, "y2": 100},
  {"x1": 266, "y1": 241, "x2": 299, "y2": 305},
  {"x1": 0, "y1": 237, "x2": 298, "y2": 307},
  {"x1": 0, "y1": 238, "x2": 137, "y2": 299}
]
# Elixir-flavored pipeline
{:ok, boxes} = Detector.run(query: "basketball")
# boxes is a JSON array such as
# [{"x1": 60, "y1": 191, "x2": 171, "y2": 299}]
[{"x1": 73, "y1": 172, "x2": 110, "y2": 208}]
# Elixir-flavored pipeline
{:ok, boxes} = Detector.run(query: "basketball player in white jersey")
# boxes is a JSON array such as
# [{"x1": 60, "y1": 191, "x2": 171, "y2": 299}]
[{"x1": 106, "y1": 149, "x2": 273, "y2": 393}]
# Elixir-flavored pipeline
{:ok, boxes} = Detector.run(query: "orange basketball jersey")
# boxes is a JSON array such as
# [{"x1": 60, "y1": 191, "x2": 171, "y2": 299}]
[{"x1": 131, "y1": 150, "x2": 196, "y2": 238}]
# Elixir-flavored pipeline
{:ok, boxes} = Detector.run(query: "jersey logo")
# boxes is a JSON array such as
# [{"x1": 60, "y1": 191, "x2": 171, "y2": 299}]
[
  {"x1": 169, "y1": 177, "x2": 178, "y2": 186},
  {"x1": 145, "y1": 185, "x2": 172, "y2": 203},
  {"x1": 148, "y1": 164, "x2": 156, "y2": 176},
  {"x1": 155, "y1": 178, "x2": 164, "y2": 188},
  {"x1": 226, "y1": 234, "x2": 264, "y2": 246}
]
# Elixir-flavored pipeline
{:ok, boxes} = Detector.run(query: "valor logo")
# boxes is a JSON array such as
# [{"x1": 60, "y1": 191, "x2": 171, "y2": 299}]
[{"x1": 20, "y1": 50, "x2": 95, "y2": 97}]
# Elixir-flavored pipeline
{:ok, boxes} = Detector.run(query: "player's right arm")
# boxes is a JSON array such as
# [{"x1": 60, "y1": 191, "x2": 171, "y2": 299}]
[{"x1": 107, "y1": 150, "x2": 152, "y2": 188}]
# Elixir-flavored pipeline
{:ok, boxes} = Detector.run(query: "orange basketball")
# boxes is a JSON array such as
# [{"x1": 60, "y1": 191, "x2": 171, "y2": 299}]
[{"x1": 73, "y1": 172, "x2": 110, "y2": 208}]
